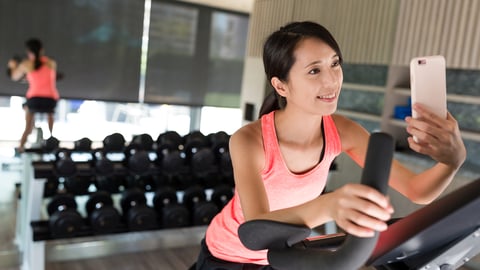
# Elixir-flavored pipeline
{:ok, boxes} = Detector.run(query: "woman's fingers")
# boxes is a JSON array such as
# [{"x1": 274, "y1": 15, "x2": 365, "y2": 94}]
[{"x1": 332, "y1": 184, "x2": 394, "y2": 237}]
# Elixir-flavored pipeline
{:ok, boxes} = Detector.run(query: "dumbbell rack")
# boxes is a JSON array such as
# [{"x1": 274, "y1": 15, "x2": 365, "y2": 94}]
[{"x1": 16, "y1": 153, "x2": 208, "y2": 270}]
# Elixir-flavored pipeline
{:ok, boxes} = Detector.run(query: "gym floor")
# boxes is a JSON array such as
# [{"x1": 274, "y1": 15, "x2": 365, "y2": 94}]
[{"x1": 0, "y1": 143, "x2": 479, "y2": 270}]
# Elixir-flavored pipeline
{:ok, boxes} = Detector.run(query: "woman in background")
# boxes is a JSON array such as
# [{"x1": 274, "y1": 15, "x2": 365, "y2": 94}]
[{"x1": 7, "y1": 38, "x2": 60, "y2": 152}]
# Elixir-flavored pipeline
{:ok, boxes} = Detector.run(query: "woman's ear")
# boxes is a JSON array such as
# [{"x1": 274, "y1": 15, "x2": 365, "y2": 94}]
[{"x1": 271, "y1": 77, "x2": 287, "y2": 97}]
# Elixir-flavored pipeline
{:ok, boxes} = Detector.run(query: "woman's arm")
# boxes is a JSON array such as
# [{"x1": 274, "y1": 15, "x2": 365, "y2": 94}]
[
  {"x1": 7, "y1": 59, "x2": 28, "y2": 81},
  {"x1": 334, "y1": 104, "x2": 466, "y2": 206},
  {"x1": 389, "y1": 104, "x2": 466, "y2": 204}
]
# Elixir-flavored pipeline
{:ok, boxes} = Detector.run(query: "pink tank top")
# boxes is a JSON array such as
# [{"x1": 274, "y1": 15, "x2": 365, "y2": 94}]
[
  {"x1": 205, "y1": 111, "x2": 341, "y2": 265},
  {"x1": 26, "y1": 57, "x2": 59, "y2": 100}
]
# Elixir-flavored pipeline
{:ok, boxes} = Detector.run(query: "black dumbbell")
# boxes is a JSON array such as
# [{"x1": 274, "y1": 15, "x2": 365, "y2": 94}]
[
  {"x1": 124, "y1": 145, "x2": 152, "y2": 176},
  {"x1": 92, "y1": 149, "x2": 114, "y2": 176},
  {"x1": 130, "y1": 133, "x2": 154, "y2": 151},
  {"x1": 157, "y1": 131, "x2": 183, "y2": 152},
  {"x1": 103, "y1": 133, "x2": 126, "y2": 152},
  {"x1": 153, "y1": 186, "x2": 190, "y2": 228},
  {"x1": 64, "y1": 175, "x2": 93, "y2": 195},
  {"x1": 211, "y1": 184, "x2": 234, "y2": 210},
  {"x1": 85, "y1": 191, "x2": 121, "y2": 234},
  {"x1": 43, "y1": 136, "x2": 60, "y2": 152},
  {"x1": 95, "y1": 175, "x2": 125, "y2": 194},
  {"x1": 189, "y1": 147, "x2": 219, "y2": 188},
  {"x1": 129, "y1": 175, "x2": 156, "y2": 192},
  {"x1": 74, "y1": 137, "x2": 92, "y2": 152},
  {"x1": 182, "y1": 185, "x2": 219, "y2": 226},
  {"x1": 91, "y1": 149, "x2": 124, "y2": 193},
  {"x1": 47, "y1": 193, "x2": 84, "y2": 238},
  {"x1": 54, "y1": 148, "x2": 77, "y2": 178},
  {"x1": 208, "y1": 131, "x2": 230, "y2": 156},
  {"x1": 120, "y1": 188, "x2": 158, "y2": 231},
  {"x1": 155, "y1": 148, "x2": 191, "y2": 190},
  {"x1": 183, "y1": 131, "x2": 209, "y2": 161}
]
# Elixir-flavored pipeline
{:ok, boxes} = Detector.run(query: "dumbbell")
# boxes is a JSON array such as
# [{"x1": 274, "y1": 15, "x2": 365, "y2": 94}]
[
  {"x1": 182, "y1": 185, "x2": 219, "y2": 226},
  {"x1": 207, "y1": 131, "x2": 234, "y2": 186},
  {"x1": 85, "y1": 191, "x2": 121, "y2": 234},
  {"x1": 91, "y1": 149, "x2": 124, "y2": 193},
  {"x1": 103, "y1": 133, "x2": 126, "y2": 152},
  {"x1": 125, "y1": 174, "x2": 155, "y2": 192},
  {"x1": 124, "y1": 144, "x2": 152, "y2": 175},
  {"x1": 54, "y1": 148, "x2": 77, "y2": 178},
  {"x1": 183, "y1": 132, "x2": 219, "y2": 188},
  {"x1": 95, "y1": 174, "x2": 125, "y2": 194},
  {"x1": 157, "y1": 131, "x2": 183, "y2": 151},
  {"x1": 130, "y1": 133, "x2": 154, "y2": 151},
  {"x1": 124, "y1": 145, "x2": 155, "y2": 191},
  {"x1": 153, "y1": 186, "x2": 190, "y2": 228},
  {"x1": 47, "y1": 193, "x2": 84, "y2": 238},
  {"x1": 64, "y1": 175, "x2": 93, "y2": 195},
  {"x1": 211, "y1": 184, "x2": 234, "y2": 210},
  {"x1": 155, "y1": 147, "x2": 191, "y2": 190},
  {"x1": 120, "y1": 188, "x2": 158, "y2": 231},
  {"x1": 92, "y1": 149, "x2": 114, "y2": 176},
  {"x1": 189, "y1": 147, "x2": 219, "y2": 188},
  {"x1": 43, "y1": 136, "x2": 60, "y2": 152},
  {"x1": 208, "y1": 131, "x2": 230, "y2": 156},
  {"x1": 155, "y1": 131, "x2": 183, "y2": 168},
  {"x1": 74, "y1": 137, "x2": 92, "y2": 152},
  {"x1": 183, "y1": 131, "x2": 209, "y2": 160}
]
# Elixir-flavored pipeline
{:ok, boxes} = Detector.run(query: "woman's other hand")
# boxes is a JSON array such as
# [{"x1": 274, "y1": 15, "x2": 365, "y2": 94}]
[{"x1": 326, "y1": 183, "x2": 394, "y2": 237}]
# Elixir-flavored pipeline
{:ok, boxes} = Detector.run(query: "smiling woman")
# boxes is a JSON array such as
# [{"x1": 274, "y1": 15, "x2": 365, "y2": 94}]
[{"x1": 189, "y1": 21, "x2": 466, "y2": 269}]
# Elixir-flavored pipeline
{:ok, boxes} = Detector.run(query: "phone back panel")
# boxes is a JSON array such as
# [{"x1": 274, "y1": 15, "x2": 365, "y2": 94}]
[{"x1": 410, "y1": 55, "x2": 447, "y2": 119}]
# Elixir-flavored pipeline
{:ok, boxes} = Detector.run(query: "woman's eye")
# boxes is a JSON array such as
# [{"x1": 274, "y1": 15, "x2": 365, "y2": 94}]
[
  {"x1": 308, "y1": 68, "x2": 320, "y2": 74},
  {"x1": 332, "y1": 60, "x2": 340, "y2": 67}
]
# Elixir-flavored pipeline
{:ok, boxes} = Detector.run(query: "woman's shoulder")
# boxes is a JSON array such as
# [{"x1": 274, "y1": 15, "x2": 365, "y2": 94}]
[
  {"x1": 231, "y1": 120, "x2": 262, "y2": 143},
  {"x1": 331, "y1": 114, "x2": 353, "y2": 130},
  {"x1": 230, "y1": 120, "x2": 263, "y2": 151},
  {"x1": 330, "y1": 114, "x2": 370, "y2": 150},
  {"x1": 229, "y1": 119, "x2": 265, "y2": 172},
  {"x1": 43, "y1": 57, "x2": 57, "y2": 70}
]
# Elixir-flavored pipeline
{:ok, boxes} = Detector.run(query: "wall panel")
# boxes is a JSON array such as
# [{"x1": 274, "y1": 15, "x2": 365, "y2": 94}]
[{"x1": 392, "y1": 0, "x2": 480, "y2": 69}]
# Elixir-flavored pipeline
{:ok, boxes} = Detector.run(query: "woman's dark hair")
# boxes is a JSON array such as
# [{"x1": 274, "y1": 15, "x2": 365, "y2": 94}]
[
  {"x1": 25, "y1": 38, "x2": 43, "y2": 70},
  {"x1": 258, "y1": 21, "x2": 343, "y2": 118}
]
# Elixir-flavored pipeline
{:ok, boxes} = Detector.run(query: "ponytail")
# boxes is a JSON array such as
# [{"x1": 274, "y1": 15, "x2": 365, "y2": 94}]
[
  {"x1": 25, "y1": 38, "x2": 43, "y2": 70},
  {"x1": 258, "y1": 90, "x2": 286, "y2": 119},
  {"x1": 33, "y1": 51, "x2": 42, "y2": 70}
]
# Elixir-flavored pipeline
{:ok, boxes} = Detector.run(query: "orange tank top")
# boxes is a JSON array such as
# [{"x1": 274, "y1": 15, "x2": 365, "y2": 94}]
[
  {"x1": 205, "y1": 111, "x2": 341, "y2": 265},
  {"x1": 26, "y1": 57, "x2": 59, "y2": 100}
]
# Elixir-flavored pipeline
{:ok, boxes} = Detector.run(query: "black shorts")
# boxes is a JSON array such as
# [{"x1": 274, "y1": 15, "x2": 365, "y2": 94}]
[
  {"x1": 24, "y1": 97, "x2": 57, "y2": 113},
  {"x1": 191, "y1": 239, "x2": 276, "y2": 270}
]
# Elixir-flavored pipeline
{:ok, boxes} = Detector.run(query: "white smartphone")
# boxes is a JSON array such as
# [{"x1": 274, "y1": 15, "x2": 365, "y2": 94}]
[
  {"x1": 410, "y1": 55, "x2": 447, "y2": 141},
  {"x1": 410, "y1": 55, "x2": 447, "y2": 119}
]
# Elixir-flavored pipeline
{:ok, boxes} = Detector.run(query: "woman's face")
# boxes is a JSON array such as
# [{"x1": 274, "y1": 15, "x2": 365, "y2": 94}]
[{"x1": 279, "y1": 37, "x2": 343, "y2": 115}]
